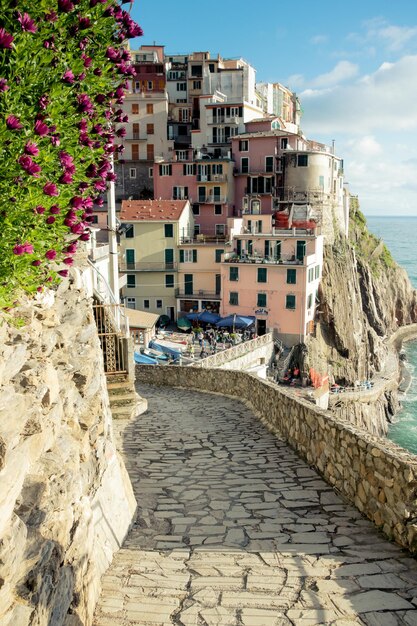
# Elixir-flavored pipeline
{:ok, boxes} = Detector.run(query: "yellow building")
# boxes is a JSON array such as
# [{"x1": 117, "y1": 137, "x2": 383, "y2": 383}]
[{"x1": 119, "y1": 199, "x2": 194, "y2": 321}]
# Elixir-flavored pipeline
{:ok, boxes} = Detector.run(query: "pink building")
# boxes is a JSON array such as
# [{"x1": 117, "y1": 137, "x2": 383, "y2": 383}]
[
  {"x1": 153, "y1": 154, "x2": 235, "y2": 237},
  {"x1": 221, "y1": 214, "x2": 323, "y2": 344}
]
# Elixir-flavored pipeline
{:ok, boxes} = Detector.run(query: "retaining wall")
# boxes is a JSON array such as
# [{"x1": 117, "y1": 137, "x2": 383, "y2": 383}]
[{"x1": 136, "y1": 364, "x2": 417, "y2": 552}]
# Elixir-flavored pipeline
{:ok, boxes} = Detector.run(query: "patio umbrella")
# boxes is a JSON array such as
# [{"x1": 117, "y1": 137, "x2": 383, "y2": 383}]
[
  {"x1": 186, "y1": 311, "x2": 221, "y2": 324},
  {"x1": 158, "y1": 314, "x2": 170, "y2": 327},
  {"x1": 215, "y1": 315, "x2": 256, "y2": 330},
  {"x1": 177, "y1": 316, "x2": 192, "y2": 331}
]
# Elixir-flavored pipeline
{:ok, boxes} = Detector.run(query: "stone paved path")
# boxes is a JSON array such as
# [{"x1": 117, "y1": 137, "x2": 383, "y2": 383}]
[{"x1": 94, "y1": 384, "x2": 417, "y2": 626}]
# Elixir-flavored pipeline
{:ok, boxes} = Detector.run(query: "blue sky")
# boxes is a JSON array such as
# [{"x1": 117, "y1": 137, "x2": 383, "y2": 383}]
[{"x1": 130, "y1": 0, "x2": 417, "y2": 216}]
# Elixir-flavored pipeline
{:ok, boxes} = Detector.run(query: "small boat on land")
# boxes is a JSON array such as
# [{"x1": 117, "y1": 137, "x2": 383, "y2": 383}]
[
  {"x1": 142, "y1": 348, "x2": 169, "y2": 361},
  {"x1": 149, "y1": 339, "x2": 182, "y2": 360},
  {"x1": 134, "y1": 351, "x2": 158, "y2": 365}
]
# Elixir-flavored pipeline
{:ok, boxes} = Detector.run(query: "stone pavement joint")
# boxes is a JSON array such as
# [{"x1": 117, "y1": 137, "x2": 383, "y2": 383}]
[{"x1": 94, "y1": 383, "x2": 417, "y2": 625}]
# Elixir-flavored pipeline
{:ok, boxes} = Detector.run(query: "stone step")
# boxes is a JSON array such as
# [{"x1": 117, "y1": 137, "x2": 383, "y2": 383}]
[
  {"x1": 110, "y1": 393, "x2": 139, "y2": 406},
  {"x1": 111, "y1": 396, "x2": 147, "y2": 419},
  {"x1": 108, "y1": 387, "x2": 136, "y2": 397}
]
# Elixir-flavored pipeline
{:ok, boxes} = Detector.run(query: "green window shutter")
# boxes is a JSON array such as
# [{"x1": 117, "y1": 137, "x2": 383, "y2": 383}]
[
  {"x1": 257, "y1": 293, "x2": 267, "y2": 307},
  {"x1": 264, "y1": 240, "x2": 270, "y2": 258},
  {"x1": 229, "y1": 266, "x2": 239, "y2": 281},
  {"x1": 257, "y1": 267, "x2": 267, "y2": 283},
  {"x1": 192, "y1": 249, "x2": 197, "y2": 263},
  {"x1": 286, "y1": 294, "x2": 296, "y2": 309},
  {"x1": 215, "y1": 249, "x2": 224, "y2": 263},
  {"x1": 287, "y1": 269, "x2": 296, "y2": 284},
  {"x1": 179, "y1": 249, "x2": 184, "y2": 263}
]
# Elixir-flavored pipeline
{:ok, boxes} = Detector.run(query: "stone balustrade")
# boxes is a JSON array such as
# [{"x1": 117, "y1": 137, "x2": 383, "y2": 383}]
[{"x1": 136, "y1": 364, "x2": 417, "y2": 552}]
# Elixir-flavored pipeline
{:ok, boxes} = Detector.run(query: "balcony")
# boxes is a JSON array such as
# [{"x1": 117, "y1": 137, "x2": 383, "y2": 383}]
[
  {"x1": 119, "y1": 262, "x2": 178, "y2": 272},
  {"x1": 175, "y1": 288, "x2": 221, "y2": 300},
  {"x1": 196, "y1": 174, "x2": 226, "y2": 182},
  {"x1": 209, "y1": 116, "x2": 240, "y2": 125},
  {"x1": 126, "y1": 133, "x2": 147, "y2": 141},
  {"x1": 223, "y1": 254, "x2": 306, "y2": 266},
  {"x1": 196, "y1": 195, "x2": 228, "y2": 204},
  {"x1": 179, "y1": 230, "x2": 229, "y2": 244}
]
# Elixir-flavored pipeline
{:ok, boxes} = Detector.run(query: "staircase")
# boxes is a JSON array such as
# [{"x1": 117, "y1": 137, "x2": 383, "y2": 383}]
[{"x1": 107, "y1": 374, "x2": 148, "y2": 420}]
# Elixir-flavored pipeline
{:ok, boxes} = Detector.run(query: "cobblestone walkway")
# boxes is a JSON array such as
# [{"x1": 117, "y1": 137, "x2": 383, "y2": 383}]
[{"x1": 94, "y1": 384, "x2": 417, "y2": 626}]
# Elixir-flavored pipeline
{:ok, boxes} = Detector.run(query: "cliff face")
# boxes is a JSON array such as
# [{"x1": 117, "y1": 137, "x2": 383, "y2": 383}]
[
  {"x1": 305, "y1": 205, "x2": 417, "y2": 433},
  {"x1": 0, "y1": 274, "x2": 136, "y2": 626}
]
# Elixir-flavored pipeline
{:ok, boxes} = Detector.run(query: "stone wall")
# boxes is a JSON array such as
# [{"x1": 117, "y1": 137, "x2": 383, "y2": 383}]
[
  {"x1": 136, "y1": 364, "x2": 417, "y2": 552},
  {"x1": 0, "y1": 272, "x2": 136, "y2": 626}
]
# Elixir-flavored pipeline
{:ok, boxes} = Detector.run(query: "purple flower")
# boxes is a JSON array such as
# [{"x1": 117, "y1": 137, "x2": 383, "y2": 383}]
[
  {"x1": 17, "y1": 12, "x2": 37, "y2": 33},
  {"x1": 45, "y1": 249, "x2": 57, "y2": 260},
  {"x1": 43, "y1": 182, "x2": 59, "y2": 197},
  {"x1": 58, "y1": 269, "x2": 69, "y2": 277},
  {"x1": 6, "y1": 115, "x2": 23, "y2": 130},
  {"x1": 59, "y1": 151, "x2": 74, "y2": 168},
  {"x1": 93, "y1": 68, "x2": 102, "y2": 77},
  {"x1": 78, "y1": 118, "x2": 88, "y2": 131},
  {"x1": 18, "y1": 155, "x2": 42, "y2": 177},
  {"x1": 94, "y1": 181, "x2": 107, "y2": 192},
  {"x1": 46, "y1": 216, "x2": 56, "y2": 224},
  {"x1": 71, "y1": 223, "x2": 85, "y2": 235},
  {"x1": 79, "y1": 16, "x2": 91, "y2": 29},
  {"x1": 116, "y1": 127, "x2": 126, "y2": 138},
  {"x1": 59, "y1": 171, "x2": 73, "y2": 184},
  {"x1": 107, "y1": 172, "x2": 117, "y2": 182},
  {"x1": 94, "y1": 196, "x2": 104, "y2": 207},
  {"x1": 32, "y1": 260, "x2": 42, "y2": 266},
  {"x1": 77, "y1": 93, "x2": 94, "y2": 115},
  {"x1": 13, "y1": 242, "x2": 34, "y2": 255},
  {"x1": 78, "y1": 182, "x2": 89, "y2": 192},
  {"x1": 95, "y1": 94, "x2": 106, "y2": 104},
  {"x1": 43, "y1": 37, "x2": 55, "y2": 50},
  {"x1": 79, "y1": 37, "x2": 88, "y2": 50},
  {"x1": 58, "y1": 0, "x2": 74, "y2": 12},
  {"x1": 0, "y1": 78, "x2": 9, "y2": 92},
  {"x1": 83, "y1": 56, "x2": 92, "y2": 68},
  {"x1": 63, "y1": 257, "x2": 74, "y2": 265},
  {"x1": 70, "y1": 196, "x2": 84, "y2": 209},
  {"x1": 45, "y1": 10, "x2": 58, "y2": 22},
  {"x1": 50, "y1": 134, "x2": 61, "y2": 146},
  {"x1": 34, "y1": 119, "x2": 49, "y2": 136},
  {"x1": 50, "y1": 205, "x2": 60, "y2": 215},
  {"x1": 35, "y1": 205, "x2": 46, "y2": 214},
  {"x1": 24, "y1": 141, "x2": 39, "y2": 156},
  {"x1": 65, "y1": 243, "x2": 78, "y2": 254},
  {"x1": 77, "y1": 72, "x2": 86, "y2": 82},
  {"x1": 62, "y1": 69, "x2": 75, "y2": 84},
  {"x1": 79, "y1": 232, "x2": 90, "y2": 241},
  {"x1": 105, "y1": 46, "x2": 120, "y2": 61},
  {"x1": 38, "y1": 94, "x2": 49, "y2": 110},
  {"x1": 0, "y1": 28, "x2": 14, "y2": 49}
]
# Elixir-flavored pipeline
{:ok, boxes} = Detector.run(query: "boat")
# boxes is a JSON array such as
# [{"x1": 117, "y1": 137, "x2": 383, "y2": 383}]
[
  {"x1": 134, "y1": 351, "x2": 158, "y2": 365},
  {"x1": 149, "y1": 339, "x2": 182, "y2": 361},
  {"x1": 142, "y1": 347, "x2": 169, "y2": 361}
]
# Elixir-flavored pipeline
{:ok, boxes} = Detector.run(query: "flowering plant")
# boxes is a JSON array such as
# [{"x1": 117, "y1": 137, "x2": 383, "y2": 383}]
[{"x1": 0, "y1": 0, "x2": 142, "y2": 308}]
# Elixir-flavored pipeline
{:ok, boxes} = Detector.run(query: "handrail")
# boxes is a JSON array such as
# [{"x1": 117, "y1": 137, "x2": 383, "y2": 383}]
[
  {"x1": 87, "y1": 258, "x2": 129, "y2": 335},
  {"x1": 191, "y1": 333, "x2": 273, "y2": 368}
]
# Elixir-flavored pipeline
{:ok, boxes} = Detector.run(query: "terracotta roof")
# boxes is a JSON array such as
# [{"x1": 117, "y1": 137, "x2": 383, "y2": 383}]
[{"x1": 120, "y1": 199, "x2": 189, "y2": 222}]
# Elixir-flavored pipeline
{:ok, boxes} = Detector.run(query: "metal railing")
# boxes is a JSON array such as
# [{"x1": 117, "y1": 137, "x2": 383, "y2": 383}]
[
  {"x1": 223, "y1": 254, "x2": 305, "y2": 266},
  {"x1": 92, "y1": 303, "x2": 129, "y2": 375},
  {"x1": 191, "y1": 333, "x2": 273, "y2": 368},
  {"x1": 176, "y1": 289, "x2": 221, "y2": 299},
  {"x1": 119, "y1": 261, "x2": 178, "y2": 272}
]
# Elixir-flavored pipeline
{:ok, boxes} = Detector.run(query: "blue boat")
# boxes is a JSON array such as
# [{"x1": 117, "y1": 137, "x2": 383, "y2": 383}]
[
  {"x1": 134, "y1": 351, "x2": 158, "y2": 365},
  {"x1": 149, "y1": 340, "x2": 181, "y2": 361}
]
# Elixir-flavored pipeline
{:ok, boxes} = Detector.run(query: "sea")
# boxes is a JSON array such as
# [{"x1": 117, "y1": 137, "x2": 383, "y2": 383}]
[{"x1": 366, "y1": 216, "x2": 417, "y2": 454}]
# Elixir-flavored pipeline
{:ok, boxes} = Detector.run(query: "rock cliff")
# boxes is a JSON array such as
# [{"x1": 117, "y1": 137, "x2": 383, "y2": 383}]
[
  {"x1": 0, "y1": 272, "x2": 136, "y2": 626},
  {"x1": 305, "y1": 202, "x2": 417, "y2": 434}
]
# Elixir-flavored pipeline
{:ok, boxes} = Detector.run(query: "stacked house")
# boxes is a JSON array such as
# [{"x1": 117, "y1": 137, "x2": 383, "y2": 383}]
[{"x1": 114, "y1": 46, "x2": 350, "y2": 346}]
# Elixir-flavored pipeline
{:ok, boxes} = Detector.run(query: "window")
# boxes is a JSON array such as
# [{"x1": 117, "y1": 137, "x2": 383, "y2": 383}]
[
  {"x1": 319, "y1": 175, "x2": 324, "y2": 189},
  {"x1": 230, "y1": 106, "x2": 239, "y2": 117},
  {"x1": 281, "y1": 138, "x2": 288, "y2": 149},
  {"x1": 176, "y1": 150, "x2": 187, "y2": 161},
  {"x1": 209, "y1": 63, "x2": 215, "y2": 73},
  {"x1": 308, "y1": 268, "x2": 314, "y2": 282},
  {"x1": 229, "y1": 291, "x2": 239, "y2": 305},
  {"x1": 239, "y1": 140, "x2": 248, "y2": 151},
  {"x1": 159, "y1": 164, "x2": 172, "y2": 176},
  {"x1": 265, "y1": 156, "x2": 274, "y2": 172},
  {"x1": 257, "y1": 293, "x2": 267, "y2": 307},
  {"x1": 173, "y1": 186, "x2": 188, "y2": 199},
  {"x1": 286, "y1": 294, "x2": 296, "y2": 309},
  {"x1": 307, "y1": 293, "x2": 313, "y2": 309},
  {"x1": 315, "y1": 265, "x2": 320, "y2": 279},
  {"x1": 132, "y1": 122, "x2": 140, "y2": 139},
  {"x1": 132, "y1": 103, "x2": 139, "y2": 114},
  {"x1": 179, "y1": 109, "x2": 189, "y2": 122},
  {"x1": 257, "y1": 267, "x2": 267, "y2": 283},
  {"x1": 147, "y1": 123, "x2": 154, "y2": 135},
  {"x1": 215, "y1": 249, "x2": 224, "y2": 263},
  {"x1": 194, "y1": 223, "x2": 200, "y2": 235},
  {"x1": 215, "y1": 224, "x2": 225, "y2": 236},
  {"x1": 214, "y1": 204, "x2": 222, "y2": 215},
  {"x1": 180, "y1": 249, "x2": 198, "y2": 263},
  {"x1": 147, "y1": 81, "x2": 153, "y2": 90},
  {"x1": 193, "y1": 80, "x2": 201, "y2": 89},
  {"x1": 241, "y1": 157, "x2": 249, "y2": 173},
  {"x1": 127, "y1": 275, "x2": 136, "y2": 288},
  {"x1": 146, "y1": 103, "x2": 153, "y2": 114},
  {"x1": 143, "y1": 299, "x2": 149, "y2": 309},
  {"x1": 125, "y1": 249, "x2": 135, "y2": 268},
  {"x1": 91, "y1": 215, "x2": 98, "y2": 224},
  {"x1": 164, "y1": 224, "x2": 173, "y2": 238},
  {"x1": 192, "y1": 203, "x2": 200, "y2": 215},
  {"x1": 229, "y1": 266, "x2": 239, "y2": 281},
  {"x1": 125, "y1": 225, "x2": 134, "y2": 238},
  {"x1": 126, "y1": 297, "x2": 136, "y2": 309},
  {"x1": 287, "y1": 269, "x2": 297, "y2": 284},
  {"x1": 211, "y1": 163, "x2": 223, "y2": 175},
  {"x1": 297, "y1": 154, "x2": 308, "y2": 167},
  {"x1": 131, "y1": 144, "x2": 139, "y2": 160},
  {"x1": 183, "y1": 163, "x2": 196, "y2": 176},
  {"x1": 129, "y1": 168, "x2": 136, "y2": 179},
  {"x1": 146, "y1": 144, "x2": 154, "y2": 160},
  {"x1": 177, "y1": 82, "x2": 187, "y2": 91},
  {"x1": 156, "y1": 299, "x2": 162, "y2": 308},
  {"x1": 165, "y1": 274, "x2": 174, "y2": 288},
  {"x1": 149, "y1": 167, "x2": 153, "y2": 178}
]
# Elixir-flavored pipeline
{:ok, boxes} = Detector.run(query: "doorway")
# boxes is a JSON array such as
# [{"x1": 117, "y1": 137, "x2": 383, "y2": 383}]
[{"x1": 257, "y1": 319, "x2": 267, "y2": 336}]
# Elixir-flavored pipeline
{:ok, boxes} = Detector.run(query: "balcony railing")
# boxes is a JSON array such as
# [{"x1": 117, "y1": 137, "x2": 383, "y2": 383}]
[
  {"x1": 179, "y1": 230, "x2": 229, "y2": 244},
  {"x1": 119, "y1": 262, "x2": 178, "y2": 272},
  {"x1": 223, "y1": 254, "x2": 306, "y2": 266},
  {"x1": 175, "y1": 289, "x2": 221, "y2": 300},
  {"x1": 274, "y1": 187, "x2": 331, "y2": 203},
  {"x1": 196, "y1": 174, "x2": 227, "y2": 182},
  {"x1": 196, "y1": 195, "x2": 228, "y2": 204},
  {"x1": 126, "y1": 133, "x2": 147, "y2": 141}
]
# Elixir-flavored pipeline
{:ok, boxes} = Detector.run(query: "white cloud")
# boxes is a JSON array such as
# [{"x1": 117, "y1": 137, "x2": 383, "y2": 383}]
[
  {"x1": 347, "y1": 136, "x2": 382, "y2": 157},
  {"x1": 310, "y1": 61, "x2": 359, "y2": 88},
  {"x1": 310, "y1": 34, "x2": 328, "y2": 45},
  {"x1": 347, "y1": 18, "x2": 417, "y2": 53}
]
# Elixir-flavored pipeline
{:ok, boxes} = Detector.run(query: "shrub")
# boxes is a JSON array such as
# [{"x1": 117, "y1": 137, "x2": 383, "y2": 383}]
[{"x1": 0, "y1": 0, "x2": 142, "y2": 308}]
